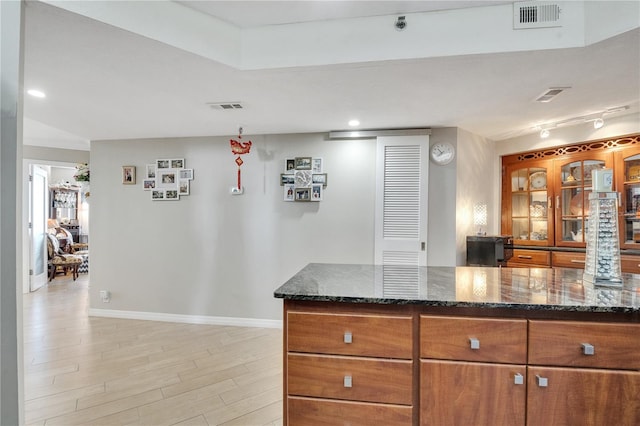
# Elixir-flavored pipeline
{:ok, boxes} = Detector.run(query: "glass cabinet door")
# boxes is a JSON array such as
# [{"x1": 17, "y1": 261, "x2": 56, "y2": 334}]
[
  {"x1": 618, "y1": 149, "x2": 640, "y2": 249},
  {"x1": 556, "y1": 156, "x2": 609, "y2": 246},
  {"x1": 508, "y1": 163, "x2": 552, "y2": 245}
]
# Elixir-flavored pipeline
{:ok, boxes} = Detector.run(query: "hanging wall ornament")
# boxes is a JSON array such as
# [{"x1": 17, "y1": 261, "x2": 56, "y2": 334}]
[{"x1": 229, "y1": 127, "x2": 252, "y2": 194}]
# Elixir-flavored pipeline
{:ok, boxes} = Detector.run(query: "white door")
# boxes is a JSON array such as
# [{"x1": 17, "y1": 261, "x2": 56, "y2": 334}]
[
  {"x1": 30, "y1": 165, "x2": 48, "y2": 291},
  {"x1": 374, "y1": 135, "x2": 429, "y2": 266}
]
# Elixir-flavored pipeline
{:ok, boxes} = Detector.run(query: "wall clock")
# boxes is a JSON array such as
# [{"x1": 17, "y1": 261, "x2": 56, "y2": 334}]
[{"x1": 430, "y1": 142, "x2": 455, "y2": 165}]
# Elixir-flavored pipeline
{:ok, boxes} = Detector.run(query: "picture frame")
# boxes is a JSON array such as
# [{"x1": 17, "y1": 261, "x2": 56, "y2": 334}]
[
  {"x1": 146, "y1": 164, "x2": 156, "y2": 179},
  {"x1": 151, "y1": 190, "x2": 165, "y2": 200},
  {"x1": 165, "y1": 189, "x2": 179, "y2": 200},
  {"x1": 281, "y1": 174, "x2": 295, "y2": 186},
  {"x1": 156, "y1": 169, "x2": 178, "y2": 189},
  {"x1": 122, "y1": 166, "x2": 136, "y2": 184},
  {"x1": 312, "y1": 157, "x2": 323, "y2": 173},
  {"x1": 285, "y1": 159, "x2": 296, "y2": 173},
  {"x1": 179, "y1": 169, "x2": 193, "y2": 180},
  {"x1": 284, "y1": 184, "x2": 295, "y2": 201},
  {"x1": 294, "y1": 157, "x2": 312, "y2": 170},
  {"x1": 171, "y1": 158, "x2": 185, "y2": 169},
  {"x1": 311, "y1": 184, "x2": 323, "y2": 201},
  {"x1": 294, "y1": 170, "x2": 313, "y2": 188},
  {"x1": 312, "y1": 173, "x2": 327, "y2": 187},
  {"x1": 143, "y1": 179, "x2": 156, "y2": 190},
  {"x1": 179, "y1": 179, "x2": 190, "y2": 195},
  {"x1": 156, "y1": 159, "x2": 170, "y2": 169},
  {"x1": 295, "y1": 187, "x2": 311, "y2": 201}
]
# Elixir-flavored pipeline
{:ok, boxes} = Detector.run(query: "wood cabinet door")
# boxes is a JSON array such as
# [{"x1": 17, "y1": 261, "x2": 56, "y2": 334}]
[
  {"x1": 421, "y1": 360, "x2": 526, "y2": 426},
  {"x1": 553, "y1": 151, "x2": 613, "y2": 247},
  {"x1": 527, "y1": 366, "x2": 640, "y2": 426},
  {"x1": 503, "y1": 160, "x2": 554, "y2": 246},
  {"x1": 615, "y1": 145, "x2": 640, "y2": 249}
]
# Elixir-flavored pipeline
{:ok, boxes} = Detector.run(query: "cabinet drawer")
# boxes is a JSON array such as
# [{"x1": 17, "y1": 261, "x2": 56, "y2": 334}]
[
  {"x1": 508, "y1": 249, "x2": 550, "y2": 267},
  {"x1": 420, "y1": 316, "x2": 527, "y2": 364},
  {"x1": 288, "y1": 396, "x2": 413, "y2": 426},
  {"x1": 551, "y1": 251, "x2": 586, "y2": 269},
  {"x1": 621, "y1": 254, "x2": 640, "y2": 274},
  {"x1": 287, "y1": 312, "x2": 412, "y2": 359},
  {"x1": 529, "y1": 320, "x2": 640, "y2": 369},
  {"x1": 287, "y1": 353, "x2": 413, "y2": 405}
]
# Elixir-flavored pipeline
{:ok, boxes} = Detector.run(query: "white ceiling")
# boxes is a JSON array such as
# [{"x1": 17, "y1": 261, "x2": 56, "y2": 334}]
[{"x1": 22, "y1": 1, "x2": 640, "y2": 148}]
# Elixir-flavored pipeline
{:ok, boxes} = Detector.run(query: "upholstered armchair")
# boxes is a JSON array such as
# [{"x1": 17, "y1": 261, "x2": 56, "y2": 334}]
[{"x1": 46, "y1": 233, "x2": 83, "y2": 281}]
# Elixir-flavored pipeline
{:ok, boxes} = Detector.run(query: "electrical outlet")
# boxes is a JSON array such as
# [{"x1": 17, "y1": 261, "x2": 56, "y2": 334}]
[{"x1": 99, "y1": 290, "x2": 111, "y2": 303}]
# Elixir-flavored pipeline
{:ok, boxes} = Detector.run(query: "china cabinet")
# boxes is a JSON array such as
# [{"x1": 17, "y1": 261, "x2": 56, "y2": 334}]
[
  {"x1": 49, "y1": 187, "x2": 79, "y2": 221},
  {"x1": 501, "y1": 133, "x2": 640, "y2": 268}
]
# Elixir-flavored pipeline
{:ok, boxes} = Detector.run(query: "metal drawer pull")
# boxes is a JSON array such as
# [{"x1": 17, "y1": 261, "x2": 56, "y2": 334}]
[
  {"x1": 469, "y1": 337, "x2": 480, "y2": 350},
  {"x1": 570, "y1": 259, "x2": 586, "y2": 264},
  {"x1": 514, "y1": 373, "x2": 524, "y2": 385},
  {"x1": 343, "y1": 332, "x2": 352, "y2": 344},
  {"x1": 536, "y1": 375, "x2": 548, "y2": 387},
  {"x1": 581, "y1": 343, "x2": 595, "y2": 355},
  {"x1": 343, "y1": 375, "x2": 352, "y2": 388},
  {"x1": 518, "y1": 255, "x2": 533, "y2": 259}
]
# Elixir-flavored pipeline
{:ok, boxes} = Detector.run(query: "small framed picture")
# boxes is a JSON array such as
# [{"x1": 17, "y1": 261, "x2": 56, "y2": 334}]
[
  {"x1": 312, "y1": 173, "x2": 327, "y2": 187},
  {"x1": 294, "y1": 157, "x2": 312, "y2": 170},
  {"x1": 151, "y1": 189, "x2": 165, "y2": 200},
  {"x1": 285, "y1": 159, "x2": 296, "y2": 173},
  {"x1": 165, "y1": 189, "x2": 179, "y2": 200},
  {"x1": 179, "y1": 169, "x2": 193, "y2": 180},
  {"x1": 281, "y1": 174, "x2": 295, "y2": 186},
  {"x1": 284, "y1": 184, "x2": 295, "y2": 201},
  {"x1": 295, "y1": 187, "x2": 311, "y2": 201},
  {"x1": 179, "y1": 179, "x2": 190, "y2": 195},
  {"x1": 156, "y1": 159, "x2": 170, "y2": 169},
  {"x1": 312, "y1": 158, "x2": 323, "y2": 173},
  {"x1": 157, "y1": 169, "x2": 178, "y2": 189},
  {"x1": 311, "y1": 184, "x2": 323, "y2": 201},
  {"x1": 143, "y1": 179, "x2": 156, "y2": 190},
  {"x1": 122, "y1": 166, "x2": 136, "y2": 184},
  {"x1": 171, "y1": 158, "x2": 184, "y2": 169},
  {"x1": 146, "y1": 164, "x2": 156, "y2": 179}
]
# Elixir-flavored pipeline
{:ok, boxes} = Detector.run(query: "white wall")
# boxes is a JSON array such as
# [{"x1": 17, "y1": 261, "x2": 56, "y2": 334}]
[
  {"x1": 90, "y1": 133, "x2": 377, "y2": 322},
  {"x1": 456, "y1": 128, "x2": 496, "y2": 265}
]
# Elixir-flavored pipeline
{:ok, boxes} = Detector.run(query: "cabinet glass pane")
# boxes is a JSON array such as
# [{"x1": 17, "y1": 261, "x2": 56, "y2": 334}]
[
  {"x1": 508, "y1": 166, "x2": 549, "y2": 243},
  {"x1": 558, "y1": 159, "x2": 603, "y2": 243},
  {"x1": 623, "y1": 154, "x2": 640, "y2": 244}
]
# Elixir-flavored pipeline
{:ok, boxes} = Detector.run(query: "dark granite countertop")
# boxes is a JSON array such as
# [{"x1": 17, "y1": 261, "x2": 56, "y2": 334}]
[{"x1": 274, "y1": 263, "x2": 640, "y2": 314}]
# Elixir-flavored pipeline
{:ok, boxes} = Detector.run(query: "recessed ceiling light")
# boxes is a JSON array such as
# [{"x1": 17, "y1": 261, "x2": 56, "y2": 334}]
[
  {"x1": 27, "y1": 89, "x2": 46, "y2": 98},
  {"x1": 348, "y1": 119, "x2": 360, "y2": 127}
]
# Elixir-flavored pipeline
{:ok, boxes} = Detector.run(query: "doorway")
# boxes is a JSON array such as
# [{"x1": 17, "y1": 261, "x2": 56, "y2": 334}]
[{"x1": 23, "y1": 160, "x2": 89, "y2": 293}]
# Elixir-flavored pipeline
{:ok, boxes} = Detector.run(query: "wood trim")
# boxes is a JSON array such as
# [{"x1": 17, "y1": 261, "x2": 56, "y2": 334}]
[{"x1": 502, "y1": 133, "x2": 640, "y2": 165}]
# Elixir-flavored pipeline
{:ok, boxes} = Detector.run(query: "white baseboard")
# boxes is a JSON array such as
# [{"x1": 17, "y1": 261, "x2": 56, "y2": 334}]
[{"x1": 88, "y1": 308, "x2": 283, "y2": 329}]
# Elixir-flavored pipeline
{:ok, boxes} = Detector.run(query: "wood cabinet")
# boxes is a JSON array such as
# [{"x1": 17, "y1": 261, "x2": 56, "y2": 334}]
[
  {"x1": 528, "y1": 320, "x2": 640, "y2": 426},
  {"x1": 502, "y1": 134, "x2": 640, "y2": 267},
  {"x1": 284, "y1": 309, "x2": 414, "y2": 425},
  {"x1": 420, "y1": 316, "x2": 527, "y2": 425},
  {"x1": 282, "y1": 301, "x2": 639, "y2": 425}
]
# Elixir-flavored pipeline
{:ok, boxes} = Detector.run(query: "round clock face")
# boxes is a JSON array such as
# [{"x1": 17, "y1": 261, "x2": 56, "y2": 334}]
[{"x1": 430, "y1": 143, "x2": 455, "y2": 165}]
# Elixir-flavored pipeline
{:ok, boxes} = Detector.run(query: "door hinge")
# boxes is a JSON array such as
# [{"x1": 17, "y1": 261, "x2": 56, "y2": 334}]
[
  {"x1": 28, "y1": 222, "x2": 32, "y2": 229},
  {"x1": 29, "y1": 269, "x2": 33, "y2": 275},
  {"x1": 29, "y1": 174, "x2": 33, "y2": 182}
]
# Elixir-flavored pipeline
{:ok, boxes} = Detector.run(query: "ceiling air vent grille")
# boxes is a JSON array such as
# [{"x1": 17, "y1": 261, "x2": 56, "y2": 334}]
[
  {"x1": 514, "y1": 2, "x2": 562, "y2": 29},
  {"x1": 207, "y1": 102, "x2": 243, "y2": 110}
]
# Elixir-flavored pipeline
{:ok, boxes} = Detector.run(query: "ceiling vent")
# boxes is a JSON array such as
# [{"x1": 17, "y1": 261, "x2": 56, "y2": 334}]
[
  {"x1": 207, "y1": 102, "x2": 244, "y2": 110},
  {"x1": 513, "y1": 1, "x2": 562, "y2": 29},
  {"x1": 534, "y1": 87, "x2": 570, "y2": 103}
]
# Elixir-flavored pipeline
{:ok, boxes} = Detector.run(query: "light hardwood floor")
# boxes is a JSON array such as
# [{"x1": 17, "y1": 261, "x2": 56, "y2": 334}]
[{"x1": 23, "y1": 274, "x2": 283, "y2": 426}]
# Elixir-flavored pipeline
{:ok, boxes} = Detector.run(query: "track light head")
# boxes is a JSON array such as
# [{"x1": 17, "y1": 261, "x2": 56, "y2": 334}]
[
  {"x1": 594, "y1": 117, "x2": 604, "y2": 129},
  {"x1": 540, "y1": 129, "x2": 550, "y2": 139}
]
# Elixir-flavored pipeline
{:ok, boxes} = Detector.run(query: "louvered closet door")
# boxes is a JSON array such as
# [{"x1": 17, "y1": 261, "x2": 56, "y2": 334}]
[{"x1": 375, "y1": 135, "x2": 429, "y2": 266}]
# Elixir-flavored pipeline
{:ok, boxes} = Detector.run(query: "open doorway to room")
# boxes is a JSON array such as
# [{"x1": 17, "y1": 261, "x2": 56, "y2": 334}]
[{"x1": 23, "y1": 160, "x2": 90, "y2": 293}]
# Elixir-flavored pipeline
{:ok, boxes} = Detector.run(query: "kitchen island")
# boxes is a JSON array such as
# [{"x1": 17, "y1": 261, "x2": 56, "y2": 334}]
[{"x1": 274, "y1": 263, "x2": 640, "y2": 426}]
